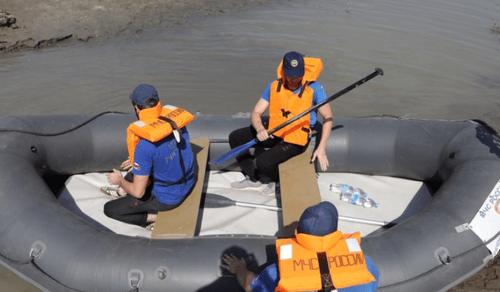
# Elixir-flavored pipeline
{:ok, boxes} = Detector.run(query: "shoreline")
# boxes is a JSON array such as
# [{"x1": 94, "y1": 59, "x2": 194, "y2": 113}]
[{"x1": 0, "y1": 0, "x2": 265, "y2": 52}]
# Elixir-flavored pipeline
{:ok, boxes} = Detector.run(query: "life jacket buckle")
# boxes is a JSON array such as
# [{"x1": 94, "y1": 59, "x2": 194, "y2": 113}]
[{"x1": 173, "y1": 130, "x2": 181, "y2": 143}]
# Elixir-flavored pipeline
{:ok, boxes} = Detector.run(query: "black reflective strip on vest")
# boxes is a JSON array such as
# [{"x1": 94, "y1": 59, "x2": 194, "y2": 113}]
[
  {"x1": 317, "y1": 252, "x2": 335, "y2": 292},
  {"x1": 298, "y1": 81, "x2": 309, "y2": 98},
  {"x1": 277, "y1": 78, "x2": 283, "y2": 92}
]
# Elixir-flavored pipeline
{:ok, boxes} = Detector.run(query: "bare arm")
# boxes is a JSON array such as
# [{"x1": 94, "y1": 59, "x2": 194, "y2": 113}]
[
  {"x1": 311, "y1": 103, "x2": 333, "y2": 171},
  {"x1": 251, "y1": 98, "x2": 271, "y2": 142},
  {"x1": 221, "y1": 254, "x2": 254, "y2": 292},
  {"x1": 107, "y1": 169, "x2": 149, "y2": 198}
]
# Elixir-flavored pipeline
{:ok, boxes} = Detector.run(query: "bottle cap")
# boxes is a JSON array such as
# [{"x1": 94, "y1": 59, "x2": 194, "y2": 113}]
[{"x1": 352, "y1": 194, "x2": 359, "y2": 204}]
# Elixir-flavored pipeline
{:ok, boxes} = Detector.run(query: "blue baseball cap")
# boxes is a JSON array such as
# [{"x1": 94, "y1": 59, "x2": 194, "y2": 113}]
[
  {"x1": 297, "y1": 201, "x2": 339, "y2": 236},
  {"x1": 129, "y1": 84, "x2": 159, "y2": 106},
  {"x1": 282, "y1": 51, "x2": 305, "y2": 78}
]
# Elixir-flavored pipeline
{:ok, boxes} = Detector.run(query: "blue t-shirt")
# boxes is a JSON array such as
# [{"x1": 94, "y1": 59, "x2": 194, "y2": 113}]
[
  {"x1": 250, "y1": 256, "x2": 380, "y2": 292},
  {"x1": 132, "y1": 127, "x2": 195, "y2": 204},
  {"x1": 261, "y1": 81, "x2": 328, "y2": 128}
]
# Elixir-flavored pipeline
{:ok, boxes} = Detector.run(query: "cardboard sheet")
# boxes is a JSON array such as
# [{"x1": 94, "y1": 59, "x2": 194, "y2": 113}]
[
  {"x1": 152, "y1": 138, "x2": 209, "y2": 238},
  {"x1": 279, "y1": 148, "x2": 321, "y2": 237}
]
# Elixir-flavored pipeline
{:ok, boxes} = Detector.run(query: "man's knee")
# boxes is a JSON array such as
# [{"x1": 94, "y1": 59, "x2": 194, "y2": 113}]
[
  {"x1": 103, "y1": 202, "x2": 118, "y2": 219},
  {"x1": 229, "y1": 127, "x2": 251, "y2": 147},
  {"x1": 228, "y1": 130, "x2": 239, "y2": 147}
]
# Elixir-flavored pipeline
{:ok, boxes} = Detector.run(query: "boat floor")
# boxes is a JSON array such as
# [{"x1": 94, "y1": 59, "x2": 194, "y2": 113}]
[{"x1": 58, "y1": 170, "x2": 433, "y2": 238}]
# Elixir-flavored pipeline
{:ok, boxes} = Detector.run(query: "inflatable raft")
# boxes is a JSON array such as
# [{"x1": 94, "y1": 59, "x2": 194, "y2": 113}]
[{"x1": 0, "y1": 113, "x2": 499, "y2": 292}]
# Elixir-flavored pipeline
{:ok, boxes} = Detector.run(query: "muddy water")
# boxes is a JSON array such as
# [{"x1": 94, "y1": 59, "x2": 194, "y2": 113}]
[
  {"x1": 0, "y1": 0, "x2": 499, "y2": 291},
  {"x1": 1, "y1": 0, "x2": 499, "y2": 127}
]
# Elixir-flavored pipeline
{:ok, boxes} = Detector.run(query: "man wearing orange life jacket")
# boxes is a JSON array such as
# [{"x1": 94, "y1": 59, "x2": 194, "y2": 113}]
[
  {"x1": 221, "y1": 201, "x2": 380, "y2": 292},
  {"x1": 229, "y1": 51, "x2": 333, "y2": 196},
  {"x1": 104, "y1": 84, "x2": 196, "y2": 228}
]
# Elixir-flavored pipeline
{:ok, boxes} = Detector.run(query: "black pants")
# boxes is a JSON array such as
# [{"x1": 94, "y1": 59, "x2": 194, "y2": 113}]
[
  {"x1": 103, "y1": 173, "x2": 183, "y2": 227},
  {"x1": 228, "y1": 125, "x2": 309, "y2": 183}
]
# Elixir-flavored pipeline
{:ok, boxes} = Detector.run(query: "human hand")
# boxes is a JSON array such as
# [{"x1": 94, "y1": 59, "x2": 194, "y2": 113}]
[
  {"x1": 106, "y1": 169, "x2": 123, "y2": 185},
  {"x1": 121, "y1": 158, "x2": 132, "y2": 171},
  {"x1": 220, "y1": 254, "x2": 247, "y2": 274},
  {"x1": 311, "y1": 148, "x2": 329, "y2": 171},
  {"x1": 256, "y1": 129, "x2": 272, "y2": 142}
]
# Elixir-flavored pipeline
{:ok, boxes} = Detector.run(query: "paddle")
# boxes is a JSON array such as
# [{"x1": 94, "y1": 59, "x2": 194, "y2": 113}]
[
  {"x1": 204, "y1": 194, "x2": 391, "y2": 226},
  {"x1": 209, "y1": 68, "x2": 384, "y2": 165}
]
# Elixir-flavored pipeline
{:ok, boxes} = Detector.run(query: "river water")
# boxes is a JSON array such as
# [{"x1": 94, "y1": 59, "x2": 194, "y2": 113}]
[
  {"x1": 0, "y1": 0, "x2": 499, "y2": 291},
  {"x1": 1, "y1": 0, "x2": 499, "y2": 128}
]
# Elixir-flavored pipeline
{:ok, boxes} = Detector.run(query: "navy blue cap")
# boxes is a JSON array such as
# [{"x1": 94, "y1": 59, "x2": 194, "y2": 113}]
[
  {"x1": 282, "y1": 51, "x2": 305, "y2": 78},
  {"x1": 129, "y1": 84, "x2": 159, "y2": 106},
  {"x1": 297, "y1": 201, "x2": 339, "y2": 236}
]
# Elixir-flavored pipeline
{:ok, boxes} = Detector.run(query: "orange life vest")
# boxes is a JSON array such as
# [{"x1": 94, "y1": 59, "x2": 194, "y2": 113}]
[
  {"x1": 268, "y1": 57, "x2": 323, "y2": 146},
  {"x1": 275, "y1": 231, "x2": 376, "y2": 292},
  {"x1": 126, "y1": 102, "x2": 195, "y2": 165}
]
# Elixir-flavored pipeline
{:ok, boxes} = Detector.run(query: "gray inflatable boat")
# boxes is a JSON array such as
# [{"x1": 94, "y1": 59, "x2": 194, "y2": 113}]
[{"x1": 0, "y1": 112, "x2": 499, "y2": 292}]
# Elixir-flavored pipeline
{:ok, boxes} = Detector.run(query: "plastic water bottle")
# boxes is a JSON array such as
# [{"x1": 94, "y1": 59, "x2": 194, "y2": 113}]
[
  {"x1": 361, "y1": 196, "x2": 379, "y2": 208},
  {"x1": 329, "y1": 182, "x2": 344, "y2": 192},
  {"x1": 337, "y1": 183, "x2": 379, "y2": 208},
  {"x1": 339, "y1": 184, "x2": 355, "y2": 202}
]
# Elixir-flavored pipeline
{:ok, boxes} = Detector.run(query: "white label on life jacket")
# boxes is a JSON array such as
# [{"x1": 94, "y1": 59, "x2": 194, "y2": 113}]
[
  {"x1": 280, "y1": 244, "x2": 293, "y2": 260},
  {"x1": 346, "y1": 238, "x2": 361, "y2": 253},
  {"x1": 163, "y1": 105, "x2": 177, "y2": 110},
  {"x1": 469, "y1": 178, "x2": 500, "y2": 256},
  {"x1": 133, "y1": 121, "x2": 147, "y2": 128}
]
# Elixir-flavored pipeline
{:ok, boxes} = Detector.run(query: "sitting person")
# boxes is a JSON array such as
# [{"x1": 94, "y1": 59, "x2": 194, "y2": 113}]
[
  {"x1": 221, "y1": 201, "x2": 380, "y2": 292},
  {"x1": 228, "y1": 51, "x2": 333, "y2": 196},
  {"x1": 104, "y1": 84, "x2": 196, "y2": 229}
]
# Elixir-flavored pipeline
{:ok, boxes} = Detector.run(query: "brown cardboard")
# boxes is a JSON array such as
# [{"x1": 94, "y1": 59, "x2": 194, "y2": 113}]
[
  {"x1": 151, "y1": 138, "x2": 209, "y2": 238},
  {"x1": 279, "y1": 147, "x2": 321, "y2": 238}
]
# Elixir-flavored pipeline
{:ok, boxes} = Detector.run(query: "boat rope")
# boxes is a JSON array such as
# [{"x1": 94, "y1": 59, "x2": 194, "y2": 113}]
[{"x1": 0, "y1": 111, "x2": 129, "y2": 137}]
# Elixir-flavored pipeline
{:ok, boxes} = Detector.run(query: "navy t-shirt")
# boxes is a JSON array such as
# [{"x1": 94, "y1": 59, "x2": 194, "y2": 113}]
[{"x1": 132, "y1": 127, "x2": 195, "y2": 204}]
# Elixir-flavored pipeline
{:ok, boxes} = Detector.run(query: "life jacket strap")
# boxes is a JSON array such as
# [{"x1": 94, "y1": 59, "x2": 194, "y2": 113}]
[
  {"x1": 151, "y1": 117, "x2": 193, "y2": 188},
  {"x1": 158, "y1": 116, "x2": 182, "y2": 143},
  {"x1": 153, "y1": 165, "x2": 194, "y2": 187},
  {"x1": 298, "y1": 81, "x2": 310, "y2": 98},
  {"x1": 317, "y1": 251, "x2": 335, "y2": 292}
]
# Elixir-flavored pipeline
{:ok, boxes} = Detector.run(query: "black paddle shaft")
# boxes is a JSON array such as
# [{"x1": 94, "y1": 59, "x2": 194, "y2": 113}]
[
  {"x1": 208, "y1": 68, "x2": 384, "y2": 165},
  {"x1": 267, "y1": 67, "x2": 384, "y2": 136}
]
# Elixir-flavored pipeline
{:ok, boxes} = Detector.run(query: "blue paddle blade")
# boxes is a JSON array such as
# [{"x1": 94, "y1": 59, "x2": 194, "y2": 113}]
[{"x1": 209, "y1": 139, "x2": 257, "y2": 165}]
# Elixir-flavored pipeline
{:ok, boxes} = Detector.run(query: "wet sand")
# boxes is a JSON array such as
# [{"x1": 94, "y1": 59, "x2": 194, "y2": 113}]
[
  {"x1": 0, "y1": 0, "x2": 262, "y2": 52},
  {"x1": 1, "y1": 0, "x2": 499, "y2": 291},
  {"x1": 0, "y1": 264, "x2": 40, "y2": 292}
]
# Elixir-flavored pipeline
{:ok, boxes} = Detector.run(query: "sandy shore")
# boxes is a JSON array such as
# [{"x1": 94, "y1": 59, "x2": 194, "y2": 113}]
[
  {"x1": 450, "y1": 255, "x2": 500, "y2": 292},
  {"x1": 1, "y1": 0, "x2": 499, "y2": 291},
  {"x1": 0, "y1": 0, "x2": 263, "y2": 52}
]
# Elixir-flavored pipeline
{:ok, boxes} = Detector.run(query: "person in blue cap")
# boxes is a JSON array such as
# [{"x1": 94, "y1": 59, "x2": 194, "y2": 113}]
[
  {"x1": 103, "y1": 84, "x2": 196, "y2": 229},
  {"x1": 221, "y1": 201, "x2": 379, "y2": 292},
  {"x1": 228, "y1": 51, "x2": 333, "y2": 196}
]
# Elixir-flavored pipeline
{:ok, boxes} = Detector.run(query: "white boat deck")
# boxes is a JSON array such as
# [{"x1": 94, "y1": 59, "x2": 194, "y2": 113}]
[{"x1": 58, "y1": 170, "x2": 432, "y2": 238}]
